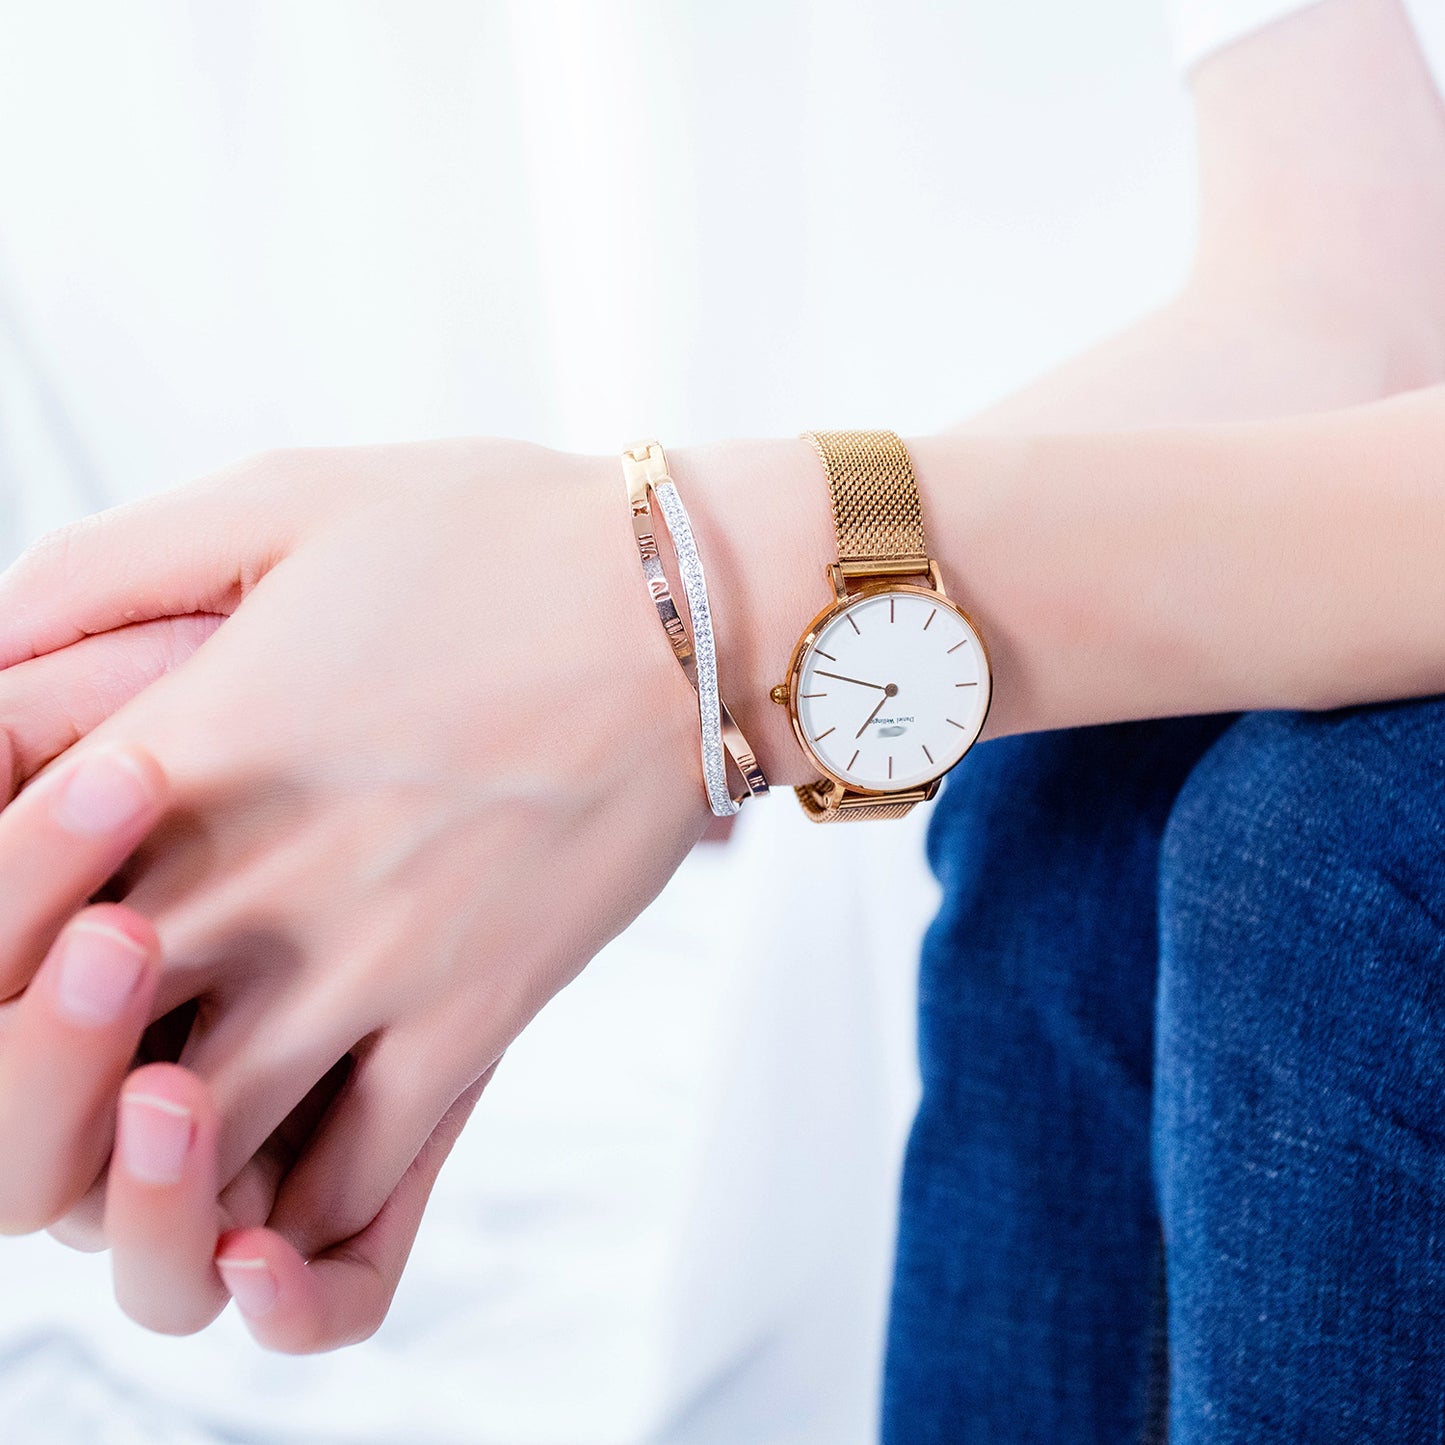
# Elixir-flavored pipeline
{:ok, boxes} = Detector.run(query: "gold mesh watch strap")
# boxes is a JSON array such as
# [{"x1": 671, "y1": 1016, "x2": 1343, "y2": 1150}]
[
  {"x1": 792, "y1": 783, "x2": 930, "y2": 822},
  {"x1": 792, "y1": 428, "x2": 937, "y2": 823},
  {"x1": 802, "y1": 429, "x2": 929, "y2": 576}
]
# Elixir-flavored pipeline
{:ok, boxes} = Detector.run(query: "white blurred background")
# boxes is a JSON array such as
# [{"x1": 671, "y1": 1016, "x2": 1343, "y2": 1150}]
[{"x1": 0, "y1": 3, "x2": 1195, "y2": 1441}]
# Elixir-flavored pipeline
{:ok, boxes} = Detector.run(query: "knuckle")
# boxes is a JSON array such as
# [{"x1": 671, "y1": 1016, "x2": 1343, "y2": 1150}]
[
  {"x1": 47, "y1": 1214, "x2": 108, "y2": 1253},
  {"x1": 276, "y1": 1316, "x2": 380, "y2": 1356},
  {"x1": 122, "y1": 1297, "x2": 223, "y2": 1338},
  {"x1": 46, "y1": 1185, "x2": 109, "y2": 1252},
  {"x1": 201, "y1": 448, "x2": 299, "y2": 509},
  {"x1": 277, "y1": 1209, "x2": 367, "y2": 1268},
  {"x1": 13, "y1": 517, "x2": 91, "y2": 591},
  {"x1": 269, "y1": 1328, "x2": 325, "y2": 1357},
  {"x1": 320, "y1": 1245, "x2": 393, "y2": 1349},
  {"x1": 241, "y1": 446, "x2": 295, "y2": 480},
  {"x1": 348, "y1": 1309, "x2": 388, "y2": 1348},
  {"x1": 0, "y1": 1209, "x2": 44, "y2": 1237},
  {"x1": 235, "y1": 445, "x2": 326, "y2": 494},
  {"x1": 0, "y1": 1184, "x2": 66, "y2": 1238}
]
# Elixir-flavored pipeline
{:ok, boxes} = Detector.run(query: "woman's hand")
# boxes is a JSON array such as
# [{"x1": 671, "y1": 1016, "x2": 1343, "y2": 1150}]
[
  {"x1": 0, "y1": 616, "x2": 502, "y2": 1347},
  {"x1": 0, "y1": 439, "x2": 713, "y2": 1342},
  {"x1": 0, "y1": 861, "x2": 493, "y2": 1349}
]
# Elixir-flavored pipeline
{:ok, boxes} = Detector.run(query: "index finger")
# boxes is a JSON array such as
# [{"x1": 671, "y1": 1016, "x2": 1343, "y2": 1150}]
[{"x1": 0, "y1": 744, "x2": 166, "y2": 1001}]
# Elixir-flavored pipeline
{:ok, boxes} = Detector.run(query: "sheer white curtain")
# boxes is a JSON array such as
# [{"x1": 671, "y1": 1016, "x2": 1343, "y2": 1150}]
[{"x1": 0, "y1": 3, "x2": 1192, "y2": 1441}]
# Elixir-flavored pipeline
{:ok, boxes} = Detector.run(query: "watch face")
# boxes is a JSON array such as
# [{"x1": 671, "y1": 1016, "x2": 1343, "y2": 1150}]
[{"x1": 793, "y1": 589, "x2": 990, "y2": 792}]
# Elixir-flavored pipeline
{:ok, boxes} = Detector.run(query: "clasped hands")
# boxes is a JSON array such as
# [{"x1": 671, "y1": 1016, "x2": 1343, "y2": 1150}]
[{"x1": 0, "y1": 439, "x2": 708, "y2": 1352}]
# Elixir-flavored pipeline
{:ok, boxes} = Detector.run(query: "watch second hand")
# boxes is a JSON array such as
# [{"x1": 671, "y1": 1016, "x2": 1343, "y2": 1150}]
[{"x1": 815, "y1": 670, "x2": 887, "y2": 691}]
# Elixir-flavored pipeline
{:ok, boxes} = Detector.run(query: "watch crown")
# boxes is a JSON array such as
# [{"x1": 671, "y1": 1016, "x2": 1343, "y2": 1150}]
[{"x1": 769, "y1": 684, "x2": 789, "y2": 705}]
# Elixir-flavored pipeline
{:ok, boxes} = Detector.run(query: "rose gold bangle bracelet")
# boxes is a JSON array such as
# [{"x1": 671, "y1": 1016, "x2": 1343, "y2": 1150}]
[{"x1": 620, "y1": 440, "x2": 769, "y2": 815}]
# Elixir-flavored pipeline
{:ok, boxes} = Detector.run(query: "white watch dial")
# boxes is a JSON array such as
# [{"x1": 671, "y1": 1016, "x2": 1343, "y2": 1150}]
[{"x1": 795, "y1": 590, "x2": 989, "y2": 791}]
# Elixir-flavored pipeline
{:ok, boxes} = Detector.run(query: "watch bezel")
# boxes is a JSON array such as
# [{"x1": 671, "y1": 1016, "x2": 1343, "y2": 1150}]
[{"x1": 782, "y1": 580, "x2": 993, "y2": 798}]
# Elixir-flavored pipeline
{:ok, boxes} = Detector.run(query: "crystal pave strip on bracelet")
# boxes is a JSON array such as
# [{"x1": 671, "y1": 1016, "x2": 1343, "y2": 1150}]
[
  {"x1": 652, "y1": 479, "x2": 738, "y2": 816},
  {"x1": 620, "y1": 441, "x2": 768, "y2": 817}
]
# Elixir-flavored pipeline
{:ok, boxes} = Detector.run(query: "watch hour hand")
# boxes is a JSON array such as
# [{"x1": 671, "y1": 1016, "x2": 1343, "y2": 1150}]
[{"x1": 814, "y1": 669, "x2": 886, "y2": 690}]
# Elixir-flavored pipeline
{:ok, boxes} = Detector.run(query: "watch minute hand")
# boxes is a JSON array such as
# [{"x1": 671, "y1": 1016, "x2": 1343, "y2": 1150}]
[{"x1": 856, "y1": 692, "x2": 891, "y2": 739}]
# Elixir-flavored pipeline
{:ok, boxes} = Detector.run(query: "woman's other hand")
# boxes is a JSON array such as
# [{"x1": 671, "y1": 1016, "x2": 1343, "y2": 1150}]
[{"x1": 0, "y1": 439, "x2": 711, "y2": 1348}]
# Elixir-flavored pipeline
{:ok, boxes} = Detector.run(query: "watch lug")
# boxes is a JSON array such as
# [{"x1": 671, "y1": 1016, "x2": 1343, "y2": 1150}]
[{"x1": 829, "y1": 560, "x2": 944, "y2": 597}]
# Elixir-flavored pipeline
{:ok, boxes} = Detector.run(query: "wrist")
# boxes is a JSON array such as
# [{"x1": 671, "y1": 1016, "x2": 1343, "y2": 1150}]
[
  {"x1": 905, "y1": 430, "x2": 1036, "y2": 740},
  {"x1": 667, "y1": 430, "x2": 1035, "y2": 787},
  {"x1": 574, "y1": 448, "x2": 713, "y2": 818},
  {"x1": 666, "y1": 437, "x2": 833, "y2": 788}
]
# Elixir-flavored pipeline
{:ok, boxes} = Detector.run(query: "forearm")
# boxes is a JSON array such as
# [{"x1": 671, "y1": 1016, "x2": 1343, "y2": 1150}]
[
  {"x1": 676, "y1": 383, "x2": 1445, "y2": 786},
  {"x1": 921, "y1": 387, "x2": 1445, "y2": 734}
]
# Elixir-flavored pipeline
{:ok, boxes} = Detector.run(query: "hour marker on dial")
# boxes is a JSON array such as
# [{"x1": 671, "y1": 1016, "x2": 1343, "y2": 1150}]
[
  {"x1": 847, "y1": 613, "x2": 861, "y2": 634},
  {"x1": 946, "y1": 640, "x2": 968, "y2": 654},
  {"x1": 923, "y1": 608, "x2": 937, "y2": 630},
  {"x1": 815, "y1": 726, "x2": 836, "y2": 741},
  {"x1": 922, "y1": 744, "x2": 934, "y2": 764}
]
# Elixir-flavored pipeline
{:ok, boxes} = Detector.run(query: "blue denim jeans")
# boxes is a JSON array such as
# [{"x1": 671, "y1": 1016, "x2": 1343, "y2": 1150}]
[{"x1": 882, "y1": 699, "x2": 1445, "y2": 1444}]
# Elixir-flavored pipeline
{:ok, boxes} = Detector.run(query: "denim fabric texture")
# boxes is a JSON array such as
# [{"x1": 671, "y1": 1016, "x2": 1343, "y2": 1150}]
[{"x1": 883, "y1": 698, "x2": 1445, "y2": 1444}]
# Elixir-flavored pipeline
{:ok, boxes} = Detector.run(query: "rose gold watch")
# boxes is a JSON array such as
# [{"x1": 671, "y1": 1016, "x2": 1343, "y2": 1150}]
[{"x1": 770, "y1": 429, "x2": 992, "y2": 821}]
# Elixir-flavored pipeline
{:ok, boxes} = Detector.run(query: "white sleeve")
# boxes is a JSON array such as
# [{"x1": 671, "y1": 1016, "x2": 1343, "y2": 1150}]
[
  {"x1": 1166, "y1": 0, "x2": 1330, "y2": 73},
  {"x1": 1167, "y1": 0, "x2": 1445, "y2": 96},
  {"x1": 1401, "y1": 0, "x2": 1445, "y2": 96}
]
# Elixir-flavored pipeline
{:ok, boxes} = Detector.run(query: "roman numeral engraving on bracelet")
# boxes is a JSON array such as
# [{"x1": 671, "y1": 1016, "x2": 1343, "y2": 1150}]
[
  {"x1": 660, "y1": 610, "x2": 688, "y2": 652},
  {"x1": 635, "y1": 528, "x2": 660, "y2": 564}
]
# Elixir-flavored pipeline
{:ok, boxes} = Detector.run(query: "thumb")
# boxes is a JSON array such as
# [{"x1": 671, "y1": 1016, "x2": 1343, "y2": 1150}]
[{"x1": 0, "y1": 454, "x2": 303, "y2": 669}]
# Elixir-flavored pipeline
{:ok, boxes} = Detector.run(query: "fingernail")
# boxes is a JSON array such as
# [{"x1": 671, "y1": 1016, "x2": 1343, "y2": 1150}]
[
  {"x1": 119, "y1": 1093, "x2": 193, "y2": 1185},
  {"x1": 54, "y1": 923, "x2": 147, "y2": 1026},
  {"x1": 52, "y1": 751, "x2": 154, "y2": 836},
  {"x1": 217, "y1": 1257, "x2": 278, "y2": 1318}
]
